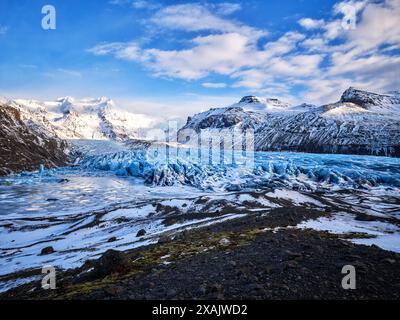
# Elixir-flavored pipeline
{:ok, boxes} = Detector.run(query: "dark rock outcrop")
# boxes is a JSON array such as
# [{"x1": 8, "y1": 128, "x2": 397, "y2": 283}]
[
  {"x1": 90, "y1": 250, "x2": 132, "y2": 279},
  {"x1": 0, "y1": 104, "x2": 69, "y2": 175}
]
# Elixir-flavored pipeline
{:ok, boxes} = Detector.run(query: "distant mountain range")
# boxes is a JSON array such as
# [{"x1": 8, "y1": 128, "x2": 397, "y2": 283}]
[
  {"x1": 2, "y1": 96, "x2": 155, "y2": 140},
  {"x1": 1, "y1": 87, "x2": 399, "y2": 175},
  {"x1": 179, "y1": 87, "x2": 400, "y2": 157}
]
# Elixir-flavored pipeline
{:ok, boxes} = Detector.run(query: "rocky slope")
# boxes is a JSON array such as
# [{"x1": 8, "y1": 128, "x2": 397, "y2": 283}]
[
  {"x1": 178, "y1": 88, "x2": 400, "y2": 157},
  {"x1": 0, "y1": 104, "x2": 69, "y2": 175}
]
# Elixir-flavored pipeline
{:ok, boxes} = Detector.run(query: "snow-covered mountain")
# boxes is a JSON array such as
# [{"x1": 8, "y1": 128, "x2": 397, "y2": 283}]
[
  {"x1": 341, "y1": 87, "x2": 400, "y2": 111},
  {"x1": 6, "y1": 96, "x2": 155, "y2": 141},
  {"x1": 234, "y1": 96, "x2": 292, "y2": 112},
  {"x1": 178, "y1": 88, "x2": 400, "y2": 157},
  {"x1": 0, "y1": 96, "x2": 159, "y2": 174}
]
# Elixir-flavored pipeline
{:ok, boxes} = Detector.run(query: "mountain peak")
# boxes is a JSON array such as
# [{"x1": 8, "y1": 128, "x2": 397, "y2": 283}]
[
  {"x1": 239, "y1": 96, "x2": 262, "y2": 104},
  {"x1": 57, "y1": 96, "x2": 75, "y2": 103},
  {"x1": 340, "y1": 87, "x2": 400, "y2": 108}
]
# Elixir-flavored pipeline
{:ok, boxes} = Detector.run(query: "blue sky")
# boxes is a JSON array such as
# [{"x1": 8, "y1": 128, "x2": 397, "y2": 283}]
[{"x1": 0, "y1": 0, "x2": 399, "y2": 118}]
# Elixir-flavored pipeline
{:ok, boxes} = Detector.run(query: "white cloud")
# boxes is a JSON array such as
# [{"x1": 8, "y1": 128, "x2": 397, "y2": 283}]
[
  {"x1": 301, "y1": 37, "x2": 327, "y2": 51},
  {"x1": 323, "y1": 20, "x2": 343, "y2": 40},
  {"x1": 88, "y1": 42, "x2": 127, "y2": 55},
  {"x1": 346, "y1": 0, "x2": 400, "y2": 52},
  {"x1": 149, "y1": 3, "x2": 266, "y2": 39},
  {"x1": 202, "y1": 82, "x2": 227, "y2": 88},
  {"x1": 89, "y1": 29, "x2": 322, "y2": 85},
  {"x1": 88, "y1": 42, "x2": 146, "y2": 62},
  {"x1": 263, "y1": 31, "x2": 305, "y2": 57},
  {"x1": 115, "y1": 94, "x2": 237, "y2": 120},
  {"x1": 109, "y1": 0, "x2": 159, "y2": 9},
  {"x1": 269, "y1": 54, "x2": 324, "y2": 77},
  {"x1": 232, "y1": 69, "x2": 272, "y2": 89},
  {"x1": 132, "y1": 1, "x2": 150, "y2": 9},
  {"x1": 92, "y1": 0, "x2": 400, "y2": 106},
  {"x1": 108, "y1": 0, "x2": 130, "y2": 6},
  {"x1": 214, "y1": 3, "x2": 242, "y2": 15},
  {"x1": 333, "y1": 0, "x2": 369, "y2": 16},
  {"x1": 298, "y1": 18, "x2": 325, "y2": 30},
  {"x1": 131, "y1": 0, "x2": 160, "y2": 10}
]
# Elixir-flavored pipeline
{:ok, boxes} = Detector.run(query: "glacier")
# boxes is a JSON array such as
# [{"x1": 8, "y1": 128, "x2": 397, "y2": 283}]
[{"x1": 74, "y1": 148, "x2": 400, "y2": 191}]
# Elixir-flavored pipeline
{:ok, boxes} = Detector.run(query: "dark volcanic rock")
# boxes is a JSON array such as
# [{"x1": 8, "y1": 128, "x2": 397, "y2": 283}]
[
  {"x1": 90, "y1": 250, "x2": 132, "y2": 279},
  {"x1": 40, "y1": 246, "x2": 55, "y2": 255},
  {"x1": 136, "y1": 229, "x2": 146, "y2": 237}
]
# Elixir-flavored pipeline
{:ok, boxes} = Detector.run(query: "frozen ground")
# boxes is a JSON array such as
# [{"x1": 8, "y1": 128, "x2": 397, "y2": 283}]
[{"x1": 0, "y1": 142, "x2": 399, "y2": 292}]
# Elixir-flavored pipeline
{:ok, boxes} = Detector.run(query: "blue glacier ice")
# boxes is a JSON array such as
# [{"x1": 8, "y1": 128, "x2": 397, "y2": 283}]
[
  {"x1": 1, "y1": 150, "x2": 399, "y2": 218},
  {"x1": 74, "y1": 149, "x2": 400, "y2": 190}
]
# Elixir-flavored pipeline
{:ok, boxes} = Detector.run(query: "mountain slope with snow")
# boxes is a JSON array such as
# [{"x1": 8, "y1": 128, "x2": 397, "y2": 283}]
[
  {"x1": 0, "y1": 104, "x2": 69, "y2": 175},
  {"x1": 178, "y1": 88, "x2": 400, "y2": 157}
]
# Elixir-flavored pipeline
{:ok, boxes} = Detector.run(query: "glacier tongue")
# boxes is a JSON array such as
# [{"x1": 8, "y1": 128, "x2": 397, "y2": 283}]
[{"x1": 75, "y1": 146, "x2": 400, "y2": 191}]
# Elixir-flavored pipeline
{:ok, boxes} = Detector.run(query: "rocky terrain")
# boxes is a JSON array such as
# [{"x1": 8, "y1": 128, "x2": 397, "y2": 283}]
[
  {"x1": 0, "y1": 104, "x2": 69, "y2": 175},
  {"x1": 178, "y1": 88, "x2": 400, "y2": 157},
  {"x1": 1, "y1": 197, "x2": 399, "y2": 300}
]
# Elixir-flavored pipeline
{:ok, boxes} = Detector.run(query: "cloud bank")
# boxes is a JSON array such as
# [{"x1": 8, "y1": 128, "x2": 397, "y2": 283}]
[{"x1": 92, "y1": 0, "x2": 400, "y2": 104}]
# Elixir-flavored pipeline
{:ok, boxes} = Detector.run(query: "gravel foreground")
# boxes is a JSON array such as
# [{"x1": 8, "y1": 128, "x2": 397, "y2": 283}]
[{"x1": 1, "y1": 202, "x2": 399, "y2": 300}]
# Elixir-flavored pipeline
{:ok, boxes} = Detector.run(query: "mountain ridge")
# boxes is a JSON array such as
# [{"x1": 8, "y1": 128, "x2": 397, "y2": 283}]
[
  {"x1": 5, "y1": 96, "x2": 155, "y2": 141},
  {"x1": 178, "y1": 87, "x2": 400, "y2": 157}
]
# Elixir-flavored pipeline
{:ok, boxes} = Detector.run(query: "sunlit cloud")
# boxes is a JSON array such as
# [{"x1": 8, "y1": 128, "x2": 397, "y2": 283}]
[{"x1": 89, "y1": 0, "x2": 400, "y2": 105}]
